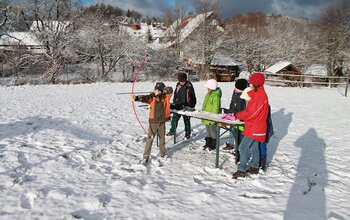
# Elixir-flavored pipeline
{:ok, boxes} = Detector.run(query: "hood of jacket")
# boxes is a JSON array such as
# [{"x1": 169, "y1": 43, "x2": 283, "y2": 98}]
[{"x1": 211, "y1": 87, "x2": 222, "y2": 98}]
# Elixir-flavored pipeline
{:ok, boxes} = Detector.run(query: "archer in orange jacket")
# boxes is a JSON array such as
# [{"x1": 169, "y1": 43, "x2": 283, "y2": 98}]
[{"x1": 132, "y1": 82, "x2": 173, "y2": 164}]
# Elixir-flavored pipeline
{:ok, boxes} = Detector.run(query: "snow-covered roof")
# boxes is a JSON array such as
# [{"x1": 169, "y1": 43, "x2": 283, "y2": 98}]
[
  {"x1": 30, "y1": 20, "x2": 70, "y2": 33},
  {"x1": 264, "y1": 61, "x2": 292, "y2": 74},
  {"x1": 152, "y1": 11, "x2": 223, "y2": 49},
  {"x1": 191, "y1": 52, "x2": 241, "y2": 66},
  {"x1": 119, "y1": 23, "x2": 164, "y2": 41},
  {"x1": 305, "y1": 64, "x2": 328, "y2": 76},
  {"x1": 211, "y1": 53, "x2": 241, "y2": 66},
  {"x1": 0, "y1": 32, "x2": 42, "y2": 46},
  {"x1": 150, "y1": 38, "x2": 174, "y2": 50}
]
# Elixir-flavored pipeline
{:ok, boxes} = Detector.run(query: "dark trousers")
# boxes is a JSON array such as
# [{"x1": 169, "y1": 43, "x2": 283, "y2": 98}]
[{"x1": 170, "y1": 113, "x2": 191, "y2": 134}]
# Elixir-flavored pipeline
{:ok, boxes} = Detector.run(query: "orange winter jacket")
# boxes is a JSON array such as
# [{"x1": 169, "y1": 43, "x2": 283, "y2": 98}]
[{"x1": 136, "y1": 87, "x2": 173, "y2": 123}]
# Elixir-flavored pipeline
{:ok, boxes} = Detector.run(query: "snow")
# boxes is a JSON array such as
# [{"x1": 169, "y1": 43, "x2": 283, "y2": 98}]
[
  {"x1": 152, "y1": 11, "x2": 223, "y2": 49},
  {"x1": 0, "y1": 82, "x2": 349, "y2": 219},
  {"x1": 305, "y1": 64, "x2": 328, "y2": 76},
  {"x1": 192, "y1": 52, "x2": 241, "y2": 66},
  {"x1": 30, "y1": 21, "x2": 70, "y2": 33},
  {"x1": 265, "y1": 61, "x2": 292, "y2": 74},
  {"x1": 119, "y1": 23, "x2": 164, "y2": 41},
  {"x1": 0, "y1": 32, "x2": 41, "y2": 46}
]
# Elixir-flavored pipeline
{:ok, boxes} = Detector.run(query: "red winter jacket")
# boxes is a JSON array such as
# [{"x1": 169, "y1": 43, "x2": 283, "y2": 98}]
[{"x1": 236, "y1": 86, "x2": 269, "y2": 142}]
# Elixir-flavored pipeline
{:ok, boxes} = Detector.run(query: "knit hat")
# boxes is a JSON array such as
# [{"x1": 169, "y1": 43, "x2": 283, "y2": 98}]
[
  {"x1": 204, "y1": 79, "x2": 218, "y2": 90},
  {"x1": 249, "y1": 72, "x2": 265, "y2": 86},
  {"x1": 240, "y1": 87, "x2": 252, "y2": 101},
  {"x1": 235, "y1": 78, "x2": 248, "y2": 91},
  {"x1": 154, "y1": 82, "x2": 165, "y2": 91}
]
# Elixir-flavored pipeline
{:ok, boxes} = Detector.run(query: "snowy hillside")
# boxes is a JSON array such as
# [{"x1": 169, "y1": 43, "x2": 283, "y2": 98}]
[{"x1": 0, "y1": 82, "x2": 349, "y2": 219}]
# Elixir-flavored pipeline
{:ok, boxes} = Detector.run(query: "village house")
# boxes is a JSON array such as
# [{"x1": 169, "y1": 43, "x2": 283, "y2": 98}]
[
  {"x1": 264, "y1": 61, "x2": 303, "y2": 85},
  {"x1": 117, "y1": 16, "x2": 165, "y2": 42},
  {"x1": 189, "y1": 52, "x2": 241, "y2": 82}
]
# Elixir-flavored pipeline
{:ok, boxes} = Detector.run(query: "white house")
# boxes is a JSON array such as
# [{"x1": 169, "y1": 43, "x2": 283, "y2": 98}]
[{"x1": 118, "y1": 20, "x2": 165, "y2": 42}]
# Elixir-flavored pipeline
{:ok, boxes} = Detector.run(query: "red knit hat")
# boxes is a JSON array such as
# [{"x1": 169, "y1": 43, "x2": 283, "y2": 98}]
[{"x1": 249, "y1": 72, "x2": 265, "y2": 86}]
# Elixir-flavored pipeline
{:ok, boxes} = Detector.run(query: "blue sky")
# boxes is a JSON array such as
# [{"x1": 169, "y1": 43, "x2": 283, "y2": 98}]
[{"x1": 78, "y1": 0, "x2": 334, "y2": 20}]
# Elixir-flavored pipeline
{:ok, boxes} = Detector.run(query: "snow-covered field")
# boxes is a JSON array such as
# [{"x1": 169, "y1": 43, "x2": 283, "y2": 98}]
[{"x1": 0, "y1": 82, "x2": 349, "y2": 220}]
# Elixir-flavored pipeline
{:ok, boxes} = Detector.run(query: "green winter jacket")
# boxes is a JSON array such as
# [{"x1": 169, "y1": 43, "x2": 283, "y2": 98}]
[{"x1": 201, "y1": 87, "x2": 222, "y2": 126}]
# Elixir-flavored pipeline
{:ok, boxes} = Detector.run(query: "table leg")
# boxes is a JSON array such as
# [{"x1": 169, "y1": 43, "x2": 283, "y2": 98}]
[{"x1": 215, "y1": 124, "x2": 220, "y2": 168}]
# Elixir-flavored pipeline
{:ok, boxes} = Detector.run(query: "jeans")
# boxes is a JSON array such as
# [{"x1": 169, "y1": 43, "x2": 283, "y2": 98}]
[
  {"x1": 170, "y1": 113, "x2": 191, "y2": 134},
  {"x1": 259, "y1": 142, "x2": 267, "y2": 158},
  {"x1": 238, "y1": 136, "x2": 260, "y2": 172}
]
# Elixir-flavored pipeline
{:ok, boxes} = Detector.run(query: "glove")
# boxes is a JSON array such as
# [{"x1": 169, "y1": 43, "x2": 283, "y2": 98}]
[{"x1": 220, "y1": 113, "x2": 236, "y2": 121}]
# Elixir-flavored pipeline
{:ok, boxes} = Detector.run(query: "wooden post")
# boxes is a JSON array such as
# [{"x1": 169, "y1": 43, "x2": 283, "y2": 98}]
[{"x1": 345, "y1": 70, "x2": 349, "y2": 97}]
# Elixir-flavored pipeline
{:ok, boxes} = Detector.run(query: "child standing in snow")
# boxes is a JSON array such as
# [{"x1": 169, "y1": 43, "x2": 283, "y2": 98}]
[
  {"x1": 240, "y1": 86, "x2": 274, "y2": 172},
  {"x1": 223, "y1": 78, "x2": 249, "y2": 160},
  {"x1": 167, "y1": 72, "x2": 197, "y2": 139},
  {"x1": 131, "y1": 82, "x2": 173, "y2": 164},
  {"x1": 202, "y1": 79, "x2": 222, "y2": 150},
  {"x1": 232, "y1": 72, "x2": 269, "y2": 179}
]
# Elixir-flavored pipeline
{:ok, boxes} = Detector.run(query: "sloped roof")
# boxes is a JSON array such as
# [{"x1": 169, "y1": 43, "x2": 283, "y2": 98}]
[
  {"x1": 0, "y1": 32, "x2": 41, "y2": 46},
  {"x1": 264, "y1": 61, "x2": 292, "y2": 74},
  {"x1": 211, "y1": 53, "x2": 241, "y2": 66},
  {"x1": 152, "y1": 11, "x2": 223, "y2": 49},
  {"x1": 191, "y1": 52, "x2": 241, "y2": 66}
]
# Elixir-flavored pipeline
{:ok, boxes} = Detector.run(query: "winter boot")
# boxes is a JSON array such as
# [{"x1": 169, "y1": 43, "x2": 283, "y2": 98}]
[
  {"x1": 203, "y1": 137, "x2": 212, "y2": 150},
  {"x1": 223, "y1": 142, "x2": 234, "y2": 151},
  {"x1": 260, "y1": 157, "x2": 267, "y2": 172},
  {"x1": 166, "y1": 131, "x2": 174, "y2": 136},
  {"x1": 208, "y1": 138, "x2": 217, "y2": 151},
  {"x1": 247, "y1": 167, "x2": 259, "y2": 174},
  {"x1": 232, "y1": 170, "x2": 246, "y2": 179}
]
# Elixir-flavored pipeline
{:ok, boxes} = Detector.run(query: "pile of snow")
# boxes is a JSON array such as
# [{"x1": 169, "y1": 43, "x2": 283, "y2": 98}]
[
  {"x1": 304, "y1": 64, "x2": 328, "y2": 76},
  {"x1": 0, "y1": 32, "x2": 41, "y2": 46},
  {"x1": 0, "y1": 82, "x2": 349, "y2": 219}
]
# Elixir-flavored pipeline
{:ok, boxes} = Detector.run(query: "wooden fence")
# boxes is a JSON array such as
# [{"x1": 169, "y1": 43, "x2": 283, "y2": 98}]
[{"x1": 264, "y1": 72, "x2": 349, "y2": 97}]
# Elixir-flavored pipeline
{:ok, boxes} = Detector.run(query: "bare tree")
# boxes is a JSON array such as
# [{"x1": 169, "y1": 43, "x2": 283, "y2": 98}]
[
  {"x1": 223, "y1": 13, "x2": 271, "y2": 72},
  {"x1": 66, "y1": 9, "x2": 145, "y2": 81},
  {"x1": 18, "y1": 0, "x2": 81, "y2": 83},
  {"x1": 223, "y1": 13, "x2": 322, "y2": 73},
  {"x1": 162, "y1": 0, "x2": 190, "y2": 53},
  {"x1": 317, "y1": 0, "x2": 350, "y2": 76},
  {"x1": 268, "y1": 16, "x2": 318, "y2": 71},
  {"x1": 0, "y1": 1, "x2": 9, "y2": 33},
  {"x1": 184, "y1": 0, "x2": 224, "y2": 79}
]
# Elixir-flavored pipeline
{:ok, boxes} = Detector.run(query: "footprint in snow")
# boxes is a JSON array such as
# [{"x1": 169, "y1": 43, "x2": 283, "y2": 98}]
[
  {"x1": 97, "y1": 193, "x2": 112, "y2": 208},
  {"x1": 20, "y1": 192, "x2": 37, "y2": 209}
]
